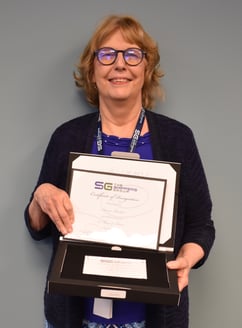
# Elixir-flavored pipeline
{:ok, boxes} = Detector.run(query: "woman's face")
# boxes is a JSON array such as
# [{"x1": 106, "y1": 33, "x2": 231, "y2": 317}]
[{"x1": 92, "y1": 30, "x2": 146, "y2": 107}]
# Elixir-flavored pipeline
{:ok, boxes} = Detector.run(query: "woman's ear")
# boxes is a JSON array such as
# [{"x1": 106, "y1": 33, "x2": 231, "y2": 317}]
[{"x1": 92, "y1": 75, "x2": 96, "y2": 84}]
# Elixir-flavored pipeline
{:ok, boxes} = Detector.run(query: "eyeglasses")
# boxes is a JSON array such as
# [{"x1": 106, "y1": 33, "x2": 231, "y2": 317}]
[{"x1": 94, "y1": 47, "x2": 146, "y2": 66}]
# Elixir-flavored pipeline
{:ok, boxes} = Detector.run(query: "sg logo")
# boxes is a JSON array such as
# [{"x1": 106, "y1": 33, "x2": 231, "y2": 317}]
[{"x1": 94, "y1": 181, "x2": 113, "y2": 191}]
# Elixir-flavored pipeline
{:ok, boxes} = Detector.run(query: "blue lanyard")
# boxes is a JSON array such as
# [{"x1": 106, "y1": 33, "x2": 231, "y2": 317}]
[{"x1": 96, "y1": 108, "x2": 146, "y2": 154}]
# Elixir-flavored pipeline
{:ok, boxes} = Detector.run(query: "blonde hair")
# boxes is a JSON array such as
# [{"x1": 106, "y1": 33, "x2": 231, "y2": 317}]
[{"x1": 74, "y1": 15, "x2": 164, "y2": 109}]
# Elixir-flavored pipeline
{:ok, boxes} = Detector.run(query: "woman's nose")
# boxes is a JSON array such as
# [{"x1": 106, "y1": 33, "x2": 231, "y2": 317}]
[{"x1": 114, "y1": 52, "x2": 126, "y2": 68}]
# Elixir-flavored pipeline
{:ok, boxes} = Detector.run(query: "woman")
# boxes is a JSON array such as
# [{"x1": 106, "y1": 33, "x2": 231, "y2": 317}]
[{"x1": 25, "y1": 15, "x2": 215, "y2": 328}]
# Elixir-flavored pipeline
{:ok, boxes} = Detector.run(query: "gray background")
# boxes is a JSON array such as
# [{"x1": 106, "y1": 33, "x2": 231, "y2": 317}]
[{"x1": 0, "y1": 0, "x2": 241, "y2": 327}]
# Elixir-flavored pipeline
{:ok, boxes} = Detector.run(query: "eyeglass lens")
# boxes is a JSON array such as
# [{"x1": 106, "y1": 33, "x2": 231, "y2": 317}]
[{"x1": 96, "y1": 48, "x2": 144, "y2": 66}]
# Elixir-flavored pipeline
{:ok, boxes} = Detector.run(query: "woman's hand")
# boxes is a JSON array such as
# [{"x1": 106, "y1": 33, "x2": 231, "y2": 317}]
[
  {"x1": 166, "y1": 256, "x2": 191, "y2": 291},
  {"x1": 29, "y1": 183, "x2": 74, "y2": 235},
  {"x1": 166, "y1": 243, "x2": 205, "y2": 291}
]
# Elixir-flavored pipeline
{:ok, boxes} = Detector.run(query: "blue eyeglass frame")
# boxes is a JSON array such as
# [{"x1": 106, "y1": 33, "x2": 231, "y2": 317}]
[{"x1": 94, "y1": 47, "x2": 146, "y2": 66}]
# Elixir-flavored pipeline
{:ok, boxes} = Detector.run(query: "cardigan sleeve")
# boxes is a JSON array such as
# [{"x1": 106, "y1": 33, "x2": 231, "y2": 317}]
[
  {"x1": 180, "y1": 128, "x2": 215, "y2": 268},
  {"x1": 24, "y1": 127, "x2": 70, "y2": 241},
  {"x1": 146, "y1": 111, "x2": 215, "y2": 268},
  {"x1": 24, "y1": 113, "x2": 98, "y2": 241}
]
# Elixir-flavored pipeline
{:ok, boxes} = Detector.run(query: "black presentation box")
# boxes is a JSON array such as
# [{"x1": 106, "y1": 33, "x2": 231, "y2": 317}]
[{"x1": 48, "y1": 153, "x2": 181, "y2": 306}]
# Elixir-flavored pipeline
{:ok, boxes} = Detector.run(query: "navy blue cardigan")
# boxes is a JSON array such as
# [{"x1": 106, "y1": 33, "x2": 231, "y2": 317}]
[{"x1": 25, "y1": 110, "x2": 215, "y2": 328}]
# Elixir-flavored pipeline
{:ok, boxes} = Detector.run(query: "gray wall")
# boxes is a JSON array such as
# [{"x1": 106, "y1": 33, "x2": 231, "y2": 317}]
[{"x1": 0, "y1": 0, "x2": 241, "y2": 326}]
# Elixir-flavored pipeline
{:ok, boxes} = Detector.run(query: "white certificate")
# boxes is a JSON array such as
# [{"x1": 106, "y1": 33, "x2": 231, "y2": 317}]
[
  {"x1": 64, "y1": 154, "x2": 180, "y2": 250},
  {"x1": 65, "y1": 169, "x2": 166, "y2": 250},
  {"x1": 83, "y1": 255, "x2": 147, "y2": 279}
]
